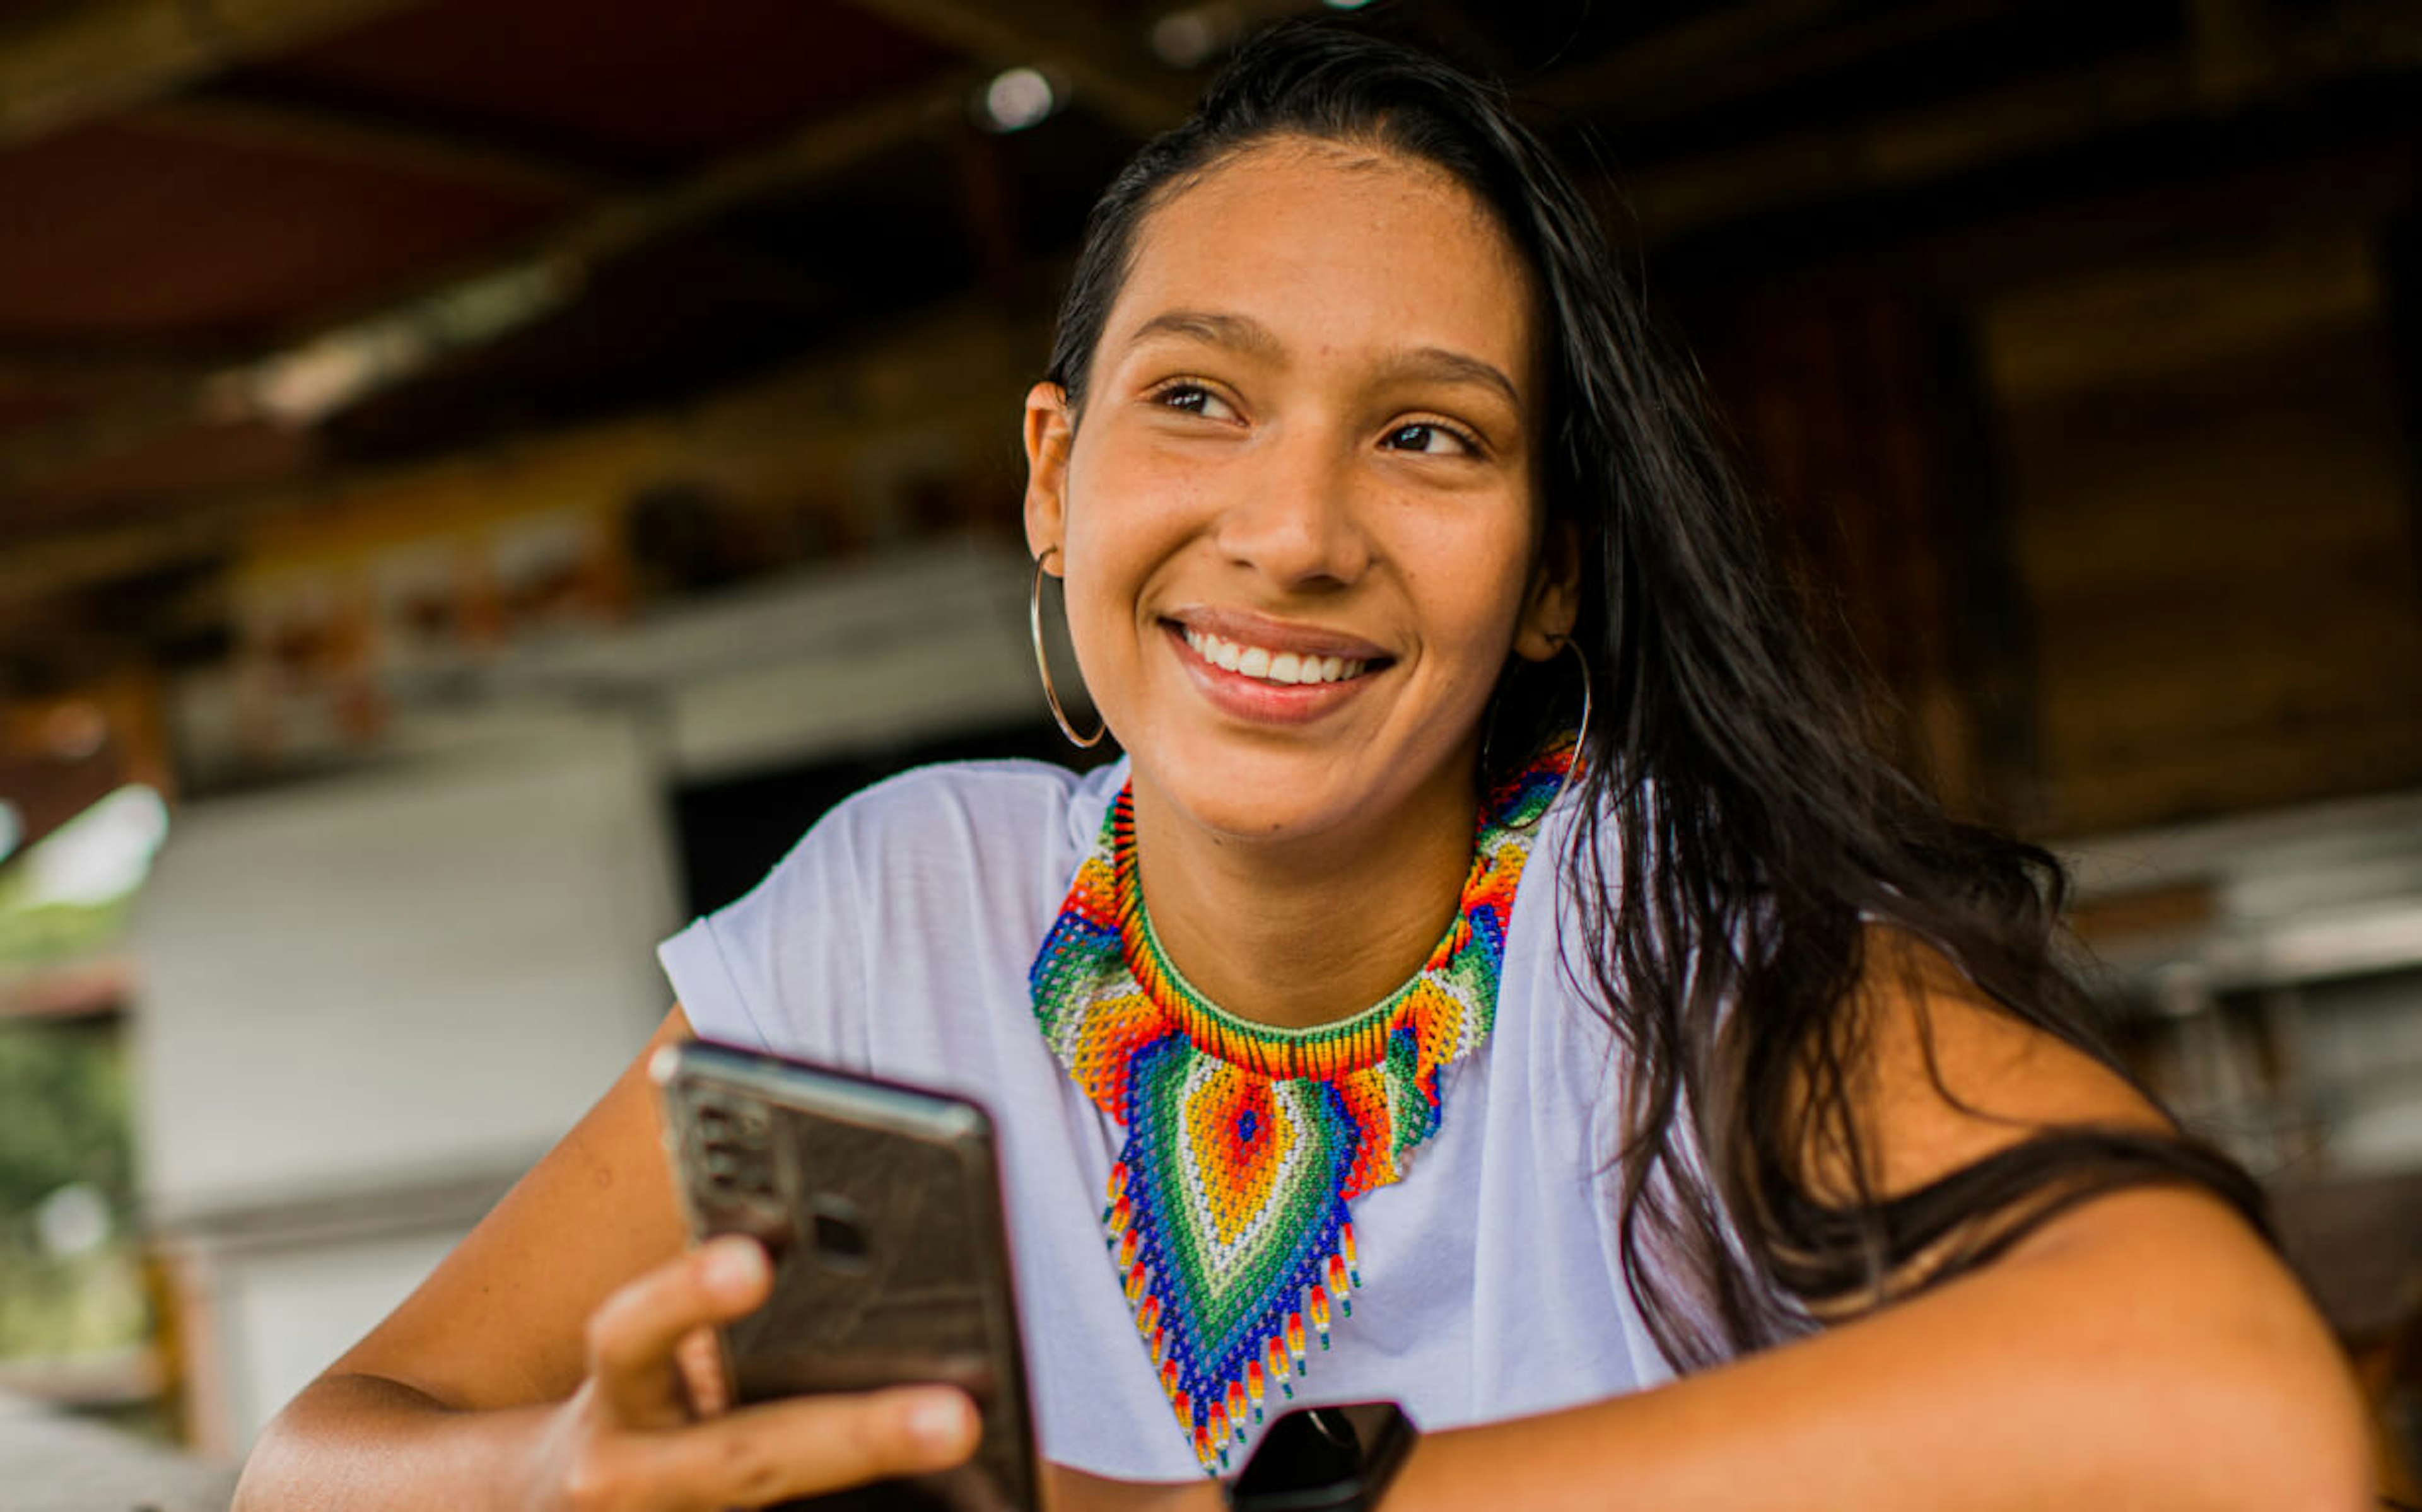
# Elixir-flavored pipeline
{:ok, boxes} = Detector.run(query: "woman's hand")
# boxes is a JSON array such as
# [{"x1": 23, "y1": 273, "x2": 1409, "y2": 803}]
[
  {"x1": 523, "y1": 1234, "x2": 981, "y2": 1511},
  {"x1": 238, "y1": 1011, "x2": 999, "y2": 1512}
]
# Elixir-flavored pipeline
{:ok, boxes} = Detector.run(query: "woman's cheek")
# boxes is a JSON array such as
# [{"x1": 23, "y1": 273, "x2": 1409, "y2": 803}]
[
  {"x1": 1417, "y1": 530, "x2": 1530, "y2": 654},
  {"x1": 1060, "y1": 573, "x2": 1125, "y2": 710}
]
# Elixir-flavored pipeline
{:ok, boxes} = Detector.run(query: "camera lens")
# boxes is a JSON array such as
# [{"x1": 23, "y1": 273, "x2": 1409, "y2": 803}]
[{"x1": 807, "y1": 1195, "x2": 871, "y2": 1269}]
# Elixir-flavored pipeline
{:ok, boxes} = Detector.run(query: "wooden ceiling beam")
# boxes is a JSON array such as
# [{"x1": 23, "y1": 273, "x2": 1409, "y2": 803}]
[
  {"x1": 0, "y1": 294, "x2": 1041, "y2": 610},
  {"x1": 1612, "y1": 5, "x2": 2421, "y2": 239},
  {"x1": 0, "y1": 0, "x2": 1177, "y2": 502},
  {"x1": 566, "y1": 78, "x2": 971, "y2": 267},
  {"x1": 1622, "y1": 52, "x2": 2202, "y2": 236},
  {"x1": 835, "y1": 0, "x2": 1188, "y2": 137},
  {"x1": 0, "y1": 0, "x2": 424, "y2": 148},
  {"x1": 0, "y1": 349, "x2": 219, "y2": 392},
  {"x1": 0, "y1": 492, "x2": 266, "y2": 608},
  {"x1": 1571, "y1": 0, "x2": 2030, "y2": 126},
  {"x1": 135, "y1": 95, "x2": 628, "y2": 204},
  {"x1": 0, "y1": 73, "x2": 978, "y2": 497},
  {"x1": 1531, "y1": 0, "x2": 1851, "y2": 116},
  {"x1": 0, "y1": 373, "x2": 215, "y2": 494}
]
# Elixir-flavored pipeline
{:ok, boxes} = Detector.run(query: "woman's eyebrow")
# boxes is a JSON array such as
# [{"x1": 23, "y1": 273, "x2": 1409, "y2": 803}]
[
  {"x1": 1380, "y1": 347, "x2": 1523, "y2": 410},
  {"x1": 1128, "y1": 308, "x2": 1285, "y2": 361},
  {"x1": 1129, "y1": 310, "x2": 1521, "y2": 409}
]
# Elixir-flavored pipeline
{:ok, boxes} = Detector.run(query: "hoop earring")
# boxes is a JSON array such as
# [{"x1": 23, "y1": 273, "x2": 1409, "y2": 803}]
[
  {"x1": 1030, "y1": 548, "x2": 1105, "y2": 748},
  {"x1": 1499, "y1": 637, "x2": 1592, "y2": 832}
]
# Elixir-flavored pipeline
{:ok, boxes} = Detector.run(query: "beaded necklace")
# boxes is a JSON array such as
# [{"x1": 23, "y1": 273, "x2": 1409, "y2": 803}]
[{"x1": 1028, "y1": 744, "x2": 1573, "y2": 1473}]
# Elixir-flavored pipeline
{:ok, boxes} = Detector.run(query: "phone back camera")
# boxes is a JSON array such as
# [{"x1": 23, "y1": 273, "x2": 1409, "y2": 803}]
[{"x1": 808, "y1": 1196, "x2": 871, "y2": 1271}]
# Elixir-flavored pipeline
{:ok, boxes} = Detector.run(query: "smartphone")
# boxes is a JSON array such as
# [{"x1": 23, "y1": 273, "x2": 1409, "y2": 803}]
[
  {"x1": 650, "y1": 1040, "x2": 1039, "y2": 1512},
  {"x1": 1227, "y1": 1403, "x2": 1416, "y2": 1512}
]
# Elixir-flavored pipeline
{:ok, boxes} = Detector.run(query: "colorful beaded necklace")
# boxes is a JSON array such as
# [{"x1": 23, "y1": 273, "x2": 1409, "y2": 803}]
[{"x1": 1028, "y1": 743, "x2": 1574, "y2": 1473}]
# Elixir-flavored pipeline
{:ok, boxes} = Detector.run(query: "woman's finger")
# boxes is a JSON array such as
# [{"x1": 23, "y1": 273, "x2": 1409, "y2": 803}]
[
  {"x1": 620, "y1": 1385, "x2": 981, "y2": 1509},
  {"x1": 674, "y1": 1325, "x2": 728, "y2": 1418},
  {"x1": 585, "y1": 1236, "x2": 769, "y2": 1428}
]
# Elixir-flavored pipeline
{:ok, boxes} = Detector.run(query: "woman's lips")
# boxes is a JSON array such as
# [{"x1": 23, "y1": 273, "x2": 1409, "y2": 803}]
[
  {"x1": 1165, "y1": 607, "x2": 1389, "y2": 665},
  {"x1": 1162, "y1": 620, "x2": 1384, "y2": 725}
]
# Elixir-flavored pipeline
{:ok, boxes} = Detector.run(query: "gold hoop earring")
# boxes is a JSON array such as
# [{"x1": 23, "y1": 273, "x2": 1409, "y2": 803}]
[
  {"x1": 1494, "y1": 637, "x2": 1592, "y2": 832},
  {"x1": 1030, "y1": 548, "x2": 1105, "y2": 749}
]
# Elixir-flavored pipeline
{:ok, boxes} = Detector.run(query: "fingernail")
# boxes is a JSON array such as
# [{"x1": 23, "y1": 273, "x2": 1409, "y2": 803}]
[
  {"x1": 703, "y1": 1237, "x2": 766, "y2": 1293},
  {"x1": 906, "y1": 1391, "x2": 975, "y2": 1451}
]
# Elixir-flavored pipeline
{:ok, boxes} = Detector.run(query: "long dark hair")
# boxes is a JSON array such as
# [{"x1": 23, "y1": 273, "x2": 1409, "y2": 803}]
[{"x1": 1043, "y1": 25, "x2": 2266, "y2": 1369}]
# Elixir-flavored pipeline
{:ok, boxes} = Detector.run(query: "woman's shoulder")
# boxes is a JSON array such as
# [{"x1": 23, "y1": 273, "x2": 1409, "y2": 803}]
[
  {"x1": 807, "y1": 755, "x2": 1121, "y2": 868},
  {"x1": 661, "y1": 755, "x2": 1122, "y2": 1061},
  {"x1": 723, "y1": 755, "x2": 1125, "y2": 947}
]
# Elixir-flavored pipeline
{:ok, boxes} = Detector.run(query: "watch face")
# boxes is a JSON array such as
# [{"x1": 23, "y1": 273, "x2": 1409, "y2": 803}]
[{"x1": 1230, "y1": 1404, "x2": 1413, "y2": 1511}]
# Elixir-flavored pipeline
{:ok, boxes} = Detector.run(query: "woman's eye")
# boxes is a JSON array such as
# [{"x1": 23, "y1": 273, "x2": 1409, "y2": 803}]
[
  {"x1": 1154, "y1": 383, "x2": 1238, "y2": 422},
  {"x1": 1383, "y1": 421, "x2": 1475, "y2": 456}
]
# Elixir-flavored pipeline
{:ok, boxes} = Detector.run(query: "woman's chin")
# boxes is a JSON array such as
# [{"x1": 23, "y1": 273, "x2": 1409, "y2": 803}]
[
  {"x1": 1130, "y1": 746, "x2": 1345, "y2": 842},
  {"x1": 1132, "y1": 738, "x2": 1454, "y2": 854}
]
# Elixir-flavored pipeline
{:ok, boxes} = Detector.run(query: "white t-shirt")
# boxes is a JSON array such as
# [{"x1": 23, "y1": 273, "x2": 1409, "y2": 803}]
[{"x1": 656, "y1": 757, "x2": 1673, "y2": 1480}]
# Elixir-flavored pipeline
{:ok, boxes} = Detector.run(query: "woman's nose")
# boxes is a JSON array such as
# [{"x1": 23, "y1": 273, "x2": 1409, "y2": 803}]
[{"x1": 1211, "y1": 430, "x2": 1373, "y2": 588}]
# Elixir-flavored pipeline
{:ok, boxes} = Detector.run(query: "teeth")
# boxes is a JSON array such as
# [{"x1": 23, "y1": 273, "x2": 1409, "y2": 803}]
[{"x1": 1182, "y1": 628, "x2": 1369, "y2": 686}]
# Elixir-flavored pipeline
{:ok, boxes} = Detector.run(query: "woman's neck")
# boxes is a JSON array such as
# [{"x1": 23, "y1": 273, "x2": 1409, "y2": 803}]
[{"x1": 1127, "y1": 756, "x2": 1481, "y2": 1032}]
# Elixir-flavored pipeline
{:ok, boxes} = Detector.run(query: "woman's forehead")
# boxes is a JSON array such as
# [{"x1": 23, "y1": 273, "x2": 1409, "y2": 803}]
[{"x1": 1104, "y1": 137, "x2": 1538, "y2": 387}]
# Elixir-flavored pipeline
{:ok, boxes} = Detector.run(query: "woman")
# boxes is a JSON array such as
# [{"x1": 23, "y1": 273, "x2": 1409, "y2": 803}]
[{"x1": 235, "y1": 25, "x2": 2371, "y2": 1512}]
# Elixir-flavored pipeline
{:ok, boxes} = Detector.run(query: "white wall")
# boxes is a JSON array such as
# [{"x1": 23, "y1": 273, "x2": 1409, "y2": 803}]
[
  {"x1": 214, "y1": 1226, "x2": 471, "y2": 1448},
  {"x1": 132, "y1": 705, "x2": 677, "y2": 1223},
  {"x1": 131, "y1": 705, "x2": 679, "y2": 1447},
  {"x1": 496, "y1": 535, "x2": 1044, "y2": 781}
]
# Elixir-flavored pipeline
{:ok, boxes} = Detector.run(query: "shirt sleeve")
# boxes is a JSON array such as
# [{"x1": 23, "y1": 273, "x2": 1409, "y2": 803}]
[{"x1": 655, "y1": 802, "x2": 874, "y2": 1069}]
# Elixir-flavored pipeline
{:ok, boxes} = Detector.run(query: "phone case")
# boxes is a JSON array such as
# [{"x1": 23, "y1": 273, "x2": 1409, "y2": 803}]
[{"x1": 652, "y1": 1040, "x2": 1039, "y2": 1512}]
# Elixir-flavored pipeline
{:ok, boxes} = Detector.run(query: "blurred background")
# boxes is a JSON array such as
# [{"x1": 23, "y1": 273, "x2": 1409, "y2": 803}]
[{"x1": 1, "y1": 0, "x2": 2419, "y2": 1502}]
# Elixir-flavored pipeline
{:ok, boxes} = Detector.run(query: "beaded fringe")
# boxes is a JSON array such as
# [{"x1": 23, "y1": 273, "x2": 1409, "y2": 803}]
[{"x1": 1030, "y1": 742, "x2": 1574, "y2": 1474}]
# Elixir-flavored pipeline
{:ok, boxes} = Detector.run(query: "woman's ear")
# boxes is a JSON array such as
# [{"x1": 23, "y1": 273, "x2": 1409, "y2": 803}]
[
  {"x1": 1023, "y1": 380, "x2": 1074, "y2": 564},
  {"x1": 1514, "y1": 519, "x2": 1584, "y2": 661}
]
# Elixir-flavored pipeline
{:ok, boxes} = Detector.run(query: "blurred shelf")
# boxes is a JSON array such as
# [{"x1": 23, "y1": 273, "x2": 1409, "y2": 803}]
[{"x1": 2061, "y1": 788, "x2": 2422, "y2": 996}]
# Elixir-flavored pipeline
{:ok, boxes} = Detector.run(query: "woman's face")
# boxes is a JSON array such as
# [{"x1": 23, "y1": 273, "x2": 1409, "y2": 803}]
[{"x1": 1025, "y1": 137, "x2": 1576, "y2": 844}]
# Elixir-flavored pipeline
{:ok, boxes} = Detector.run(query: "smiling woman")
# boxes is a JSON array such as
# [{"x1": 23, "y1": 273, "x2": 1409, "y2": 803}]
[
  {"x1": 234, "y1": 22, "x2": 2376, "y2": 1512},
  {"x1": 1021, "y1": 136, "x2": 1565, "y2": 1028}
]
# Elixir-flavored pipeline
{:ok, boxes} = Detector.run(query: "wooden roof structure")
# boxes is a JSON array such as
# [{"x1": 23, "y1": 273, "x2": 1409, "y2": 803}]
[{"x1": 2, "y1": 0, "x2": 2419, "y2": 694}]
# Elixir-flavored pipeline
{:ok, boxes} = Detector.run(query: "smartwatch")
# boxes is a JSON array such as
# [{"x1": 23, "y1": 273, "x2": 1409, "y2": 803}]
[{"x1": 1227, "y1": 1401, "x2": 1417, "y2": 1511}]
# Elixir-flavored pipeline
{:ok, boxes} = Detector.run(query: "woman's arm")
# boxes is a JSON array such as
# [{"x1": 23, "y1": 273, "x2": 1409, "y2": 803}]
[
  {"x1": 233, "y1": 1006, "x2": 980, "y2": 1512},
  {"x1": 1400, "y1": 1187, "x2": 2365, "y2": 1510},
  {"x1": 1391, "y1": 936, "x2": 2374, "y2": 1512}
]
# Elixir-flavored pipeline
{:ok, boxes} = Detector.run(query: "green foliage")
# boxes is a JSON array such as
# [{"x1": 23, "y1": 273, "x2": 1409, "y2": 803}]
[
  {"x1": 0, "y1": 1018, "x2": 132, "y2": 1219},
  {"x1": 0, "y1": 896, "x2": 132, "y2": 975},
  {"x1": 0, "y1": 1016, "x2": 147, "y2": 1359},
  {"x1": 0, "y1": 1248, "x2": 148, "y2": 1359}
]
